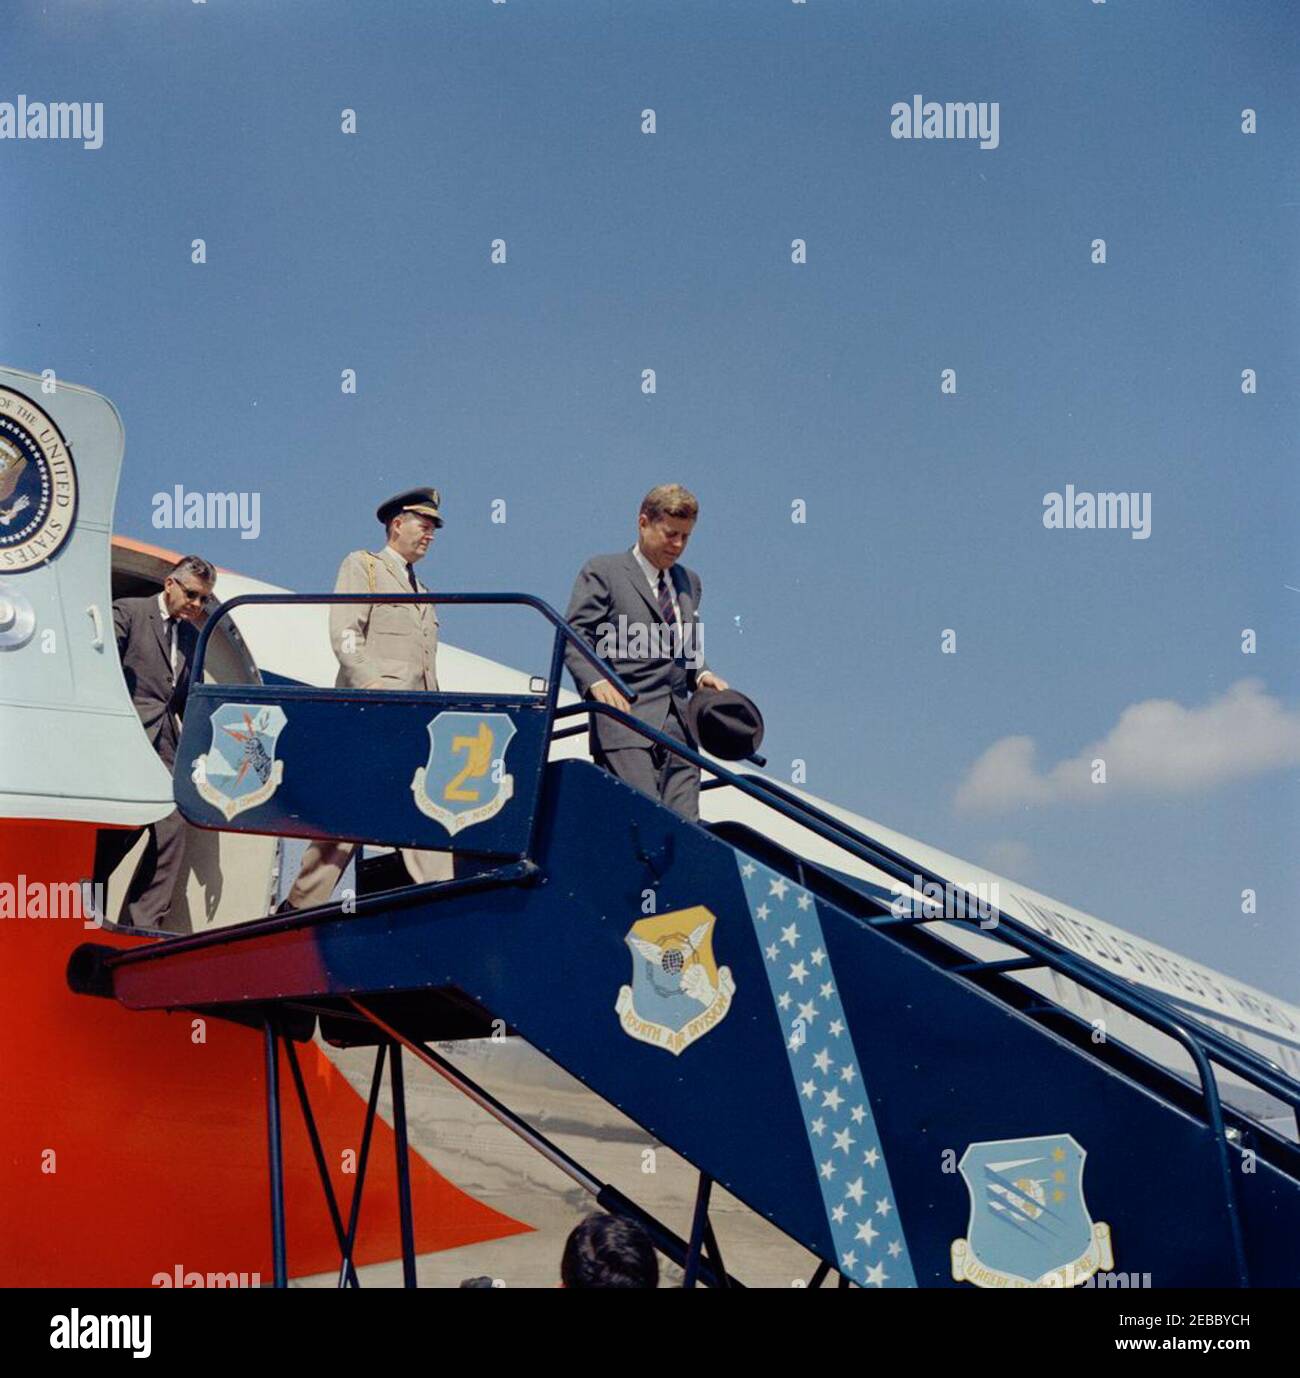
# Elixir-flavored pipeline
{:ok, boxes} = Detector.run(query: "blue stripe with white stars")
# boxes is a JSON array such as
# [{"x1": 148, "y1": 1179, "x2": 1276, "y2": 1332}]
[{"x1": 736, "y1": 852, "x2": 916, "y2": 1287}]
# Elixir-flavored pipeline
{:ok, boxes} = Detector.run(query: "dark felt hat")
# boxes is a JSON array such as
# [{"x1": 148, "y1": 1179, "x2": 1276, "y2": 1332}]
[
  {"x1": 685, "y1": 687, "x2": 765, "y2": 761},
  {"x1": 376, "y1": 486, "x2": 443, "y2": 527}
]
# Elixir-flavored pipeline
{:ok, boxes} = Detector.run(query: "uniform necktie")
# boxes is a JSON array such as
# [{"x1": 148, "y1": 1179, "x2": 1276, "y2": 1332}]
[{"x1": 406, "y1": 563, "x2": 419, "y2": 594}]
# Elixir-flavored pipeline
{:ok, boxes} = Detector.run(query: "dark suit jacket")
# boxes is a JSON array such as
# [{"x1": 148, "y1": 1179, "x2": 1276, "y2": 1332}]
[
  {"x1": 113, "y1": 595, "x2": 198, "y2": 768},
  {"x1": 563, "y1": 550, "x2": 711, "y2": 752}
]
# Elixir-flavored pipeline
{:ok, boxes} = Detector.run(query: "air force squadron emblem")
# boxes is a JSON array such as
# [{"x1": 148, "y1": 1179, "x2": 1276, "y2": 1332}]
[
  {"x1": 195, "y1": 703, "x2": 287, "y2": 820},
  {"x1": 411, "y1": 711, "x2": 516, "y2": 835},
  {"x1": 616, "y1": 907, "x2": 735, "y2": 1055},
  {"x1": 951, "y1": 1133, "x2": 1113, "y2": 1288}
]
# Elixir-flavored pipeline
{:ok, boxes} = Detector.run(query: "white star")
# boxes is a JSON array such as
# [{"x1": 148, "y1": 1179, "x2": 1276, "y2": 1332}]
[
  {"x1": 797, "y1": 1000, "x2": 818, "y2": 1024},
  {"x1": 777, "y1": 991, "x2": 792, "y2": 1010},
  {"x1": 822, "y1": 1087, "x2": 844, "y2": 1112},
  {"x1": 769, "y1": 877, "x2": 789, "y2": 900},
  {"x1": 812, "y1": 1048, "x2": 833, "y2": 1075},
  {"x1": 797, "y1": 892, "x2": 812, "y2": 911},
  {"x1": 840, "y1": 1249, "x2": 857, "y2": 1271},
  {"x1": 810, "y1": 1116, "x2": 826, "y2": 1136},
  {"x1": 832, "y1": 1127, "x2": 855, "y2": 1155},
  {"x1": 844, "y1": 1177, "x2": 866, "y2": 1206},
  {"x1": 801, "y1": 1079, "x2": 817, "y2": 1100},
  {"x1": 810, "y1": 946, "x2": 825, "y2": 966},
  {"x1": 741, "y1": 862, "x2": 756, "y2": 878},
  {"x1": 788, "y1": 961, "x2": 809, "y2": 985},
  {"x1": 780, "y1": 923, "x2": 800, "y2": 948},
  {"x1": 875, "y1": 1197, "x2": 892, "y2": 1217},
  {"x1": 765, "y1": 943, "x2": 779, "y2": 962},
  {"x1": 819, "y1": 981, "x2": 835, "y2": 999},
  {"x1": 819, "y1": 1159, "x2": 836, "y2": 1181},
  {"x1": 787, "y1": 1032, "x2": 804, "y2": 1052},
  {"x1": 756, "y1": 903, "x2": 770, "y2": 921},
  {"x1": 887, "y1": 1241, "x2": 902, "y2": 1259},
  {"x1": 850, "y1": 1105, "x2": 866, "y2": 1125},
  {"x1": 864, "y1": 1261, "x2": 887, "y2": 1288},
  {"x1": 839, "y1": 1063, "x2": 856, "y2": 1085},
  {"x1": 831, "y1": 1204, "x2": 847, "y2": 1224},
  {"x1": 863, "y1": 1147, "x2": 880, "y2": 1169},
  {"x1": 828, "y1": 1018, "x2": 845, "y2": 1038},
  {"x1": 854, "y1": 1219, "x2": 878, "y2": 1246}
]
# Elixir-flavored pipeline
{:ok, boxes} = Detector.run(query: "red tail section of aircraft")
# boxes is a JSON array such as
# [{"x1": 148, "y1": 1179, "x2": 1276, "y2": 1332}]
[{"x1": 0, "y1": 820, "x2": 529, "y2": 1287}]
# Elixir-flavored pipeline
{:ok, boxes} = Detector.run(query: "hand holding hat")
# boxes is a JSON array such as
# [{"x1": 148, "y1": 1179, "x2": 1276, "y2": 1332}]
[{"x1": 685, "y1": 685, "x2": 765, "y2": 761}]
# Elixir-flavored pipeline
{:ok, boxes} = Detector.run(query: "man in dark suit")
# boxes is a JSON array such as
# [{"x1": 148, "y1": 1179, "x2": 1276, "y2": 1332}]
[
  {"x1": 564, "y1": 484, "x2": 728, "y2": 820},
  {"x1": 93, "y1": 555, "x2": 216, "y2": 929}
]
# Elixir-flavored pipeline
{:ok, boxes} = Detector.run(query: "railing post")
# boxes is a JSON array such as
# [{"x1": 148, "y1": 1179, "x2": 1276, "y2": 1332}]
[
  {"x1": 682, "y1": 1172, "x2": 713, "y2": 1290},
  {"x1": 389, "y1": 1042, "x2": 418, "y2": 1288},
  {"x1": 263, "y1": 1018, "x2": 287, "y2": 1288}
]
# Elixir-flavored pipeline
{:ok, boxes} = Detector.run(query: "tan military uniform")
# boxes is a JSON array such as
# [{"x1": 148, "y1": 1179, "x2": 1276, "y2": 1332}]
[
  {"x1": 330, "y1": 546, "x2": 441, "y2": 691},
  {"x1": 286, "y1": 545, "x2": 454, "y2": 908}
]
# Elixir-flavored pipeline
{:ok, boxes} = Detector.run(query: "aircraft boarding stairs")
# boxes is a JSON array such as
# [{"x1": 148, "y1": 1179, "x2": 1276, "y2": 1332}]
[{"x1": 71, "y1": 592, "x2": 1300, "y2": 1289}]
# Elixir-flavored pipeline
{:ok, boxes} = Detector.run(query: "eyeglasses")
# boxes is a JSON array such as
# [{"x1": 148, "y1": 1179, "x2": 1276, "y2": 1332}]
[{"x1": 172, "y1": 580, "x2": 209, "y2": 603}]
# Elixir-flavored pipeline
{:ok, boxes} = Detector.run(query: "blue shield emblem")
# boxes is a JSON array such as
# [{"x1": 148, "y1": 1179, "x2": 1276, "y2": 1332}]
[
  {"x1": 615, "y1": 907, "x2": 735, "y2": 1055},
  {"x1": 951, "y1": 1134, "x2": 1113, "y2": 1287},
  {"x1": 411, "y1": 711, "x2": 517, "y2": 836},
  {"x1": 195, "y1": 703, "x2": 287, "y2": 821}
]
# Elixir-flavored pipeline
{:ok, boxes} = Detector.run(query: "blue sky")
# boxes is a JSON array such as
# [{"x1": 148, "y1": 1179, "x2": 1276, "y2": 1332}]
[{"x1": 4, "y1": 1, "x2": 1297, "y2": 998}]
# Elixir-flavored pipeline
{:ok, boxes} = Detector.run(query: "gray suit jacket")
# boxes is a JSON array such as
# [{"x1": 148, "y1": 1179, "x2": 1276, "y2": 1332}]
[
  {"x1": 113, "y1": 595, "x2": 198, "y2": 768},
  {"x1": 563, "y1": 550, "x2": 710, "y2": 752}
]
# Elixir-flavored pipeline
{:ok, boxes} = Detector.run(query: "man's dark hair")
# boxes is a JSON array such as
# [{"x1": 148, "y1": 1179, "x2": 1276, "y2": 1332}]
[
  {"x1": 560, "y1": 1213, "x2": 659, "y2": 1289},
  {"x1": 639, "y1": 483, "x2": 698, "y2": 524}
]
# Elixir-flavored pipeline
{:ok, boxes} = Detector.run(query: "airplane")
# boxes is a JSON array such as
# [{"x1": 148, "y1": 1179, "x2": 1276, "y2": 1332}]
[{"x1": 2, "y1": 365, "x2": 1297, "y2": 1287}]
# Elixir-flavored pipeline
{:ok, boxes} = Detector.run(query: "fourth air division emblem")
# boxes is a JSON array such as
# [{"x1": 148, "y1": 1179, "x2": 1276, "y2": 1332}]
[{"x1": 616, "y1": 906, "x2": 735, "y2": 1055}]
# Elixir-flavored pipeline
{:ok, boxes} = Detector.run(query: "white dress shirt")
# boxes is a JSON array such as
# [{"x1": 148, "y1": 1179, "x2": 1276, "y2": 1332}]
[
  {"x1": 631, "y1": 543, "x2": 681, "y2": 632},
  {"x1": 156, "y1": 591, "x2": 178, "y2": 676}
]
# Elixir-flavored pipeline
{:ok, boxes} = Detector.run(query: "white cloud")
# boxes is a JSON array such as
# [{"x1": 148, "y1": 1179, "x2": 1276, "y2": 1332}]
[{"x1": 955, "y1": 679, "x2": 1300, "y2": 814}]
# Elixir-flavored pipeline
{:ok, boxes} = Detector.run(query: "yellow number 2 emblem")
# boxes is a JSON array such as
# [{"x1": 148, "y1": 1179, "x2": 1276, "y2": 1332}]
[
  {"x1": 443, "y1": 721, "x2": 494, "y2": 802},
  {"x1": 412, "y1": 709, "x2": 518, "y2": 835}
]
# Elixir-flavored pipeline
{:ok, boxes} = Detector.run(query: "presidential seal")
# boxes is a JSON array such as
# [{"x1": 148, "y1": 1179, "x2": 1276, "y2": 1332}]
[{"x1": 0, "y1": 387, "x2": 78, "y2": 573}]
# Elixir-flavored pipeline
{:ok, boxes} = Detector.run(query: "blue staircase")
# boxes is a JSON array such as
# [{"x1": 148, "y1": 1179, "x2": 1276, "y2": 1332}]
[{"x1": 71, "y1": 591, "x2": 1300, "y2": 1288}]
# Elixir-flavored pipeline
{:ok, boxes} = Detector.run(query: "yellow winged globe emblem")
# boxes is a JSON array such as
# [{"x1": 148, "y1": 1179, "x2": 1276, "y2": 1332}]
[{"x1": 615, "y1": 906, "x2": 735, "y2": 1055}]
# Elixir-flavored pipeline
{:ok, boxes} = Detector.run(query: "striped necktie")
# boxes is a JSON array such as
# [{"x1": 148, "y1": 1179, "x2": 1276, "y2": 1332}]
[{"x1": 657, "y1": 569, "x2": 676, "y2": 626}]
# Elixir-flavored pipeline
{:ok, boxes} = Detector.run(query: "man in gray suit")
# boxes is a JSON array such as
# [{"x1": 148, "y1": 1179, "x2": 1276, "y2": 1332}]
[
  {"x1": 93, "y1": 554, "x2": 216, "y2": 929},
  {"x1": 564, "y1": 484, "x2": 728, "y2": 821}
]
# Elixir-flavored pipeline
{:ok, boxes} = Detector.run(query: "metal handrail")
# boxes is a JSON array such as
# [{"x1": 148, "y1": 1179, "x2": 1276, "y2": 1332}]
[
  {"x1": 188, "y1": 590, "x2": 639, "y2": 706},
  {"x1": 186, "y1": 593, "x2": 1299, "y2": 1120},
  {"x1": 177, "y1": 589, "x2": 1294, "y2": 1285},
  {"x1": 181, "y1": 589, "x2": 1297, "y2": 1113},
  {"x1": 732, "y1": 772, "x2": 1300, "y2": 1112},
  {"x1": 569, "y1": 699, "x2": 1300, "y2": 1277}
]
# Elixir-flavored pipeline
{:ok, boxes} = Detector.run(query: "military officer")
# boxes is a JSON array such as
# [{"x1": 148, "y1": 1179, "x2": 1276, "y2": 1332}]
[{"x1": 279, "y1": 487, "x2": 454, "y2": 910}]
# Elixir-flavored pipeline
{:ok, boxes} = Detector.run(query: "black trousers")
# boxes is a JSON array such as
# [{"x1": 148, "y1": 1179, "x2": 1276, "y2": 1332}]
[{"x1": 92, "y1": 809, "x2": 187, "y2": 931}]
